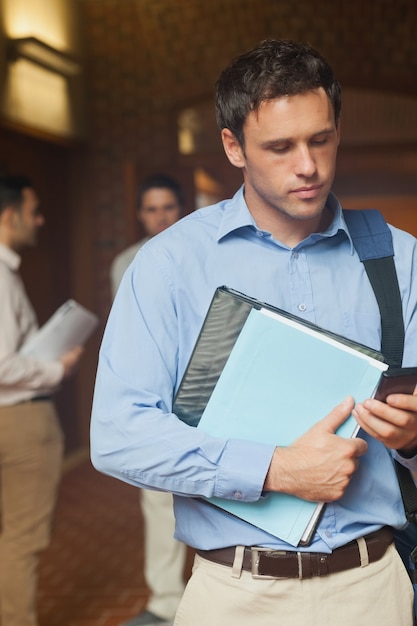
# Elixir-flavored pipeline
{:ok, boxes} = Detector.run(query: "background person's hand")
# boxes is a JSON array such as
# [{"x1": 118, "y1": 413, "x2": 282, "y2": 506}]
[{"x1": 60, "y1": 345, "x2": 84, "y2": 378}]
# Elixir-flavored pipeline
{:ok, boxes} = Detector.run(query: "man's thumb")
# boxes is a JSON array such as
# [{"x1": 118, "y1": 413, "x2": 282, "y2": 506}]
[{"x1": 319, "y1": 396, "x2": 356, "y2": 433}]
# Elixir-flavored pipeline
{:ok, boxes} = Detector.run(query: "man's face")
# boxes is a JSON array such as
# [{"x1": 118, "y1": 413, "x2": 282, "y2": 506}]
[
  {"x1": 10, "y1": 187, "x2": 44, "y2": 250},
  {"x1": 138, "y1": 188, "x2": 181, "y2": 237},
  {"x1": 223, "y1": 88, "x2": 340, "y2": 235}
]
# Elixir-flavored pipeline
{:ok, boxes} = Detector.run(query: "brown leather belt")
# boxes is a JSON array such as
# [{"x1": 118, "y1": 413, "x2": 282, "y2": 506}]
[
  {"x1": 31, "y1": 396, "x2": 52, "y2": 403},
  {"x1": 196, "y1": 526, "x2": 393, "y2": 579}
]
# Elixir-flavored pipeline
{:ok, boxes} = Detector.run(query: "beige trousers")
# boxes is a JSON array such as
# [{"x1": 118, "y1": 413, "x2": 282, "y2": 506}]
[
  {"x1": 141, "y1": 489, "x2": 186, "y2": 620},
  {"x1": 0, "y1": 400, "x2": 63, "y2": 626},
  {"x1": 174, "y1": 544, "x2": 414, "y2": 626}
]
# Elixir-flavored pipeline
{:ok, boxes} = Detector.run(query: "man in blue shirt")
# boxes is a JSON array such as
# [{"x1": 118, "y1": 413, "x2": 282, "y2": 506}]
[{"x1": 91, "y1": 40, "x2": 417, "y2": 625}]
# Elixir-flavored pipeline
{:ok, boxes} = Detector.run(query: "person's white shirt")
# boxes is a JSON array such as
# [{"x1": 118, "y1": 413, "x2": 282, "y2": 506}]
[
  {"x1": 0, "y1": 243, "x2": 63, "y2": 406},
  {"x1": 110, "y1": 237, "x2": 150, "y2": 298}
]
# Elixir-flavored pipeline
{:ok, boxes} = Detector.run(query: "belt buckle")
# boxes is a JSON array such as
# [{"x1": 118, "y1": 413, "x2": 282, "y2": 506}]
[{"x1": 250, "y1": 547, "x2": 289, "y2": 580}]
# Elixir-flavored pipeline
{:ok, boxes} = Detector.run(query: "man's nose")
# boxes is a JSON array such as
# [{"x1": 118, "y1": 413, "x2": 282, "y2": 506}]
[{"x1": 294, "y1": 147, "x2": 317, "y2": 177}]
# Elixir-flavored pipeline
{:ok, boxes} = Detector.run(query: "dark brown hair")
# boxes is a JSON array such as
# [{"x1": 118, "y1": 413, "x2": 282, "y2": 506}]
[{"x1": 215, "y1": 39, "x2": 342, "y2": 147}]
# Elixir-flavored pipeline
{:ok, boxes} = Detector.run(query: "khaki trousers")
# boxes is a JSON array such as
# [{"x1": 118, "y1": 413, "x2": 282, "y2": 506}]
[
  {"x1": 174, "y1": 543, "x2": 414, "y2": 626},
  {"x1": 141, "y1": 489, "x2": 186, "y2": 619},
  {"x1": 0, "y1": 400, "x2": 63, "y2": 626}
]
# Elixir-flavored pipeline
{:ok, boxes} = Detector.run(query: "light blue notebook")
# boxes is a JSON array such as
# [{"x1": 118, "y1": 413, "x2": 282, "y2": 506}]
[{"x1": 197, "y1": 306, "x2": 388, "y2": 547}]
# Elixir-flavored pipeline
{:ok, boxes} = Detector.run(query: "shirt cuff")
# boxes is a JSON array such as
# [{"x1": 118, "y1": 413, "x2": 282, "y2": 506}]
[
  {"x1": 38, "y1": 360, "x2": 65, "y2": 390},
  {"x1": 393, "y1": 449, "x2": 417, "y2": 472},
  {"x1": 214, "y1": 438, "x2": 275, "y2": 502}
]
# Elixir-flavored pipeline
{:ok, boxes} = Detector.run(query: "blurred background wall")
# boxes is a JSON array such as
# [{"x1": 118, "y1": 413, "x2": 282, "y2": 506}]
[{"x1": 0, "y1": 0, "x2": 416, "y2": 454}]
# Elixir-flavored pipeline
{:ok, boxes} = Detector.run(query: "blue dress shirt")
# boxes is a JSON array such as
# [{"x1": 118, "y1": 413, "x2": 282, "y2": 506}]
[{"x1": 91, "y1": 187, "x2": 417, "y2": 552}]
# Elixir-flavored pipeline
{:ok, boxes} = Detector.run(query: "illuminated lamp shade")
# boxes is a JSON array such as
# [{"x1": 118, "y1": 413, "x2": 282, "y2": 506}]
[{"x1": 7, "y1": 36, "x2": 80, "y2": 77}]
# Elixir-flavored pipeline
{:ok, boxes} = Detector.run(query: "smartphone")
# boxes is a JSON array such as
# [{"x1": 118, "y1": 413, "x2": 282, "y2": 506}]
[{"x1": 374, "y1": 367, "x2": 417, "y2": 402}]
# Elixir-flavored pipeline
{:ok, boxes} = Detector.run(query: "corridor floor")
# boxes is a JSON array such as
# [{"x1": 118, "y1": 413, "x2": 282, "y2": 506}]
[{"x1": 37, "y1": 454, "x2": 150, "y2": 626}]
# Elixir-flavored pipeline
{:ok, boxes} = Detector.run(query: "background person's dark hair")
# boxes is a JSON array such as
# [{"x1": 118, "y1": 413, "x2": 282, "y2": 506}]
[
  {"x1": 215, "y1": 39, "x2": 342, "y2": 148},
  {"x1": 137, "y1": 174, "x2": 185, "y2": 209},
  {"x1": 0, "y1": 175, "x2": 33, "y2": 216}
]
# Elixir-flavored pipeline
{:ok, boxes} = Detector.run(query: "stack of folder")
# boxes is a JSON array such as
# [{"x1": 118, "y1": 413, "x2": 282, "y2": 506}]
[{"x1": 173, "y1": 286, "x2": 388, "y2": 547}]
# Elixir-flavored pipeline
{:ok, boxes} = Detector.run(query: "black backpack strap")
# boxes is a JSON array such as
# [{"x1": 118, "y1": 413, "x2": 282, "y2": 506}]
[
  {"x1": 395, "y1": 459, "x2": 417, "y2": 524},
  {"x1": 343, "y1": 209, "x2": 404, "y2": 368},
  {"x1": 360, "y1": 258, "x2": 404, "y2": 368},
  {"x1": 343, "y1": 209, "x2": 416, "y2": 521}
]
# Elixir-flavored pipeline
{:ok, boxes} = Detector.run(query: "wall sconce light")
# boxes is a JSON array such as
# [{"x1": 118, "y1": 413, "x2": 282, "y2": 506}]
[{"x1": 7, "y1": 36, "x2": 81, "y2": 77}]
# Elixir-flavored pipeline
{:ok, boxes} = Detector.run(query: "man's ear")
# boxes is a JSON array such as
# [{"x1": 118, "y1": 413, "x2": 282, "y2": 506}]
[
  {"x1": 0, "y1": 207, "x2": 17, "y2": 245},
  {"x1": 221, "y1": 129, "x2": 245, "y2": 169},
  {"x1": 0, "y1": 206, "x2": 16, "y2": 227}
]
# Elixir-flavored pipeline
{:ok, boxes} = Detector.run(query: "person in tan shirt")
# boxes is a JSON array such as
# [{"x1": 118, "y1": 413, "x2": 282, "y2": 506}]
[
  {"x1": 0, "y1": 175, "x2": 83, "y2": 626},
  {"x1": 110, "y1": 174, "x2": 186, "y2": 626}
]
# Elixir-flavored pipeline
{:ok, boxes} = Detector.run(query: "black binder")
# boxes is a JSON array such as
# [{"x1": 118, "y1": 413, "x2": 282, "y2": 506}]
[{"x1": 173, "y1": 285, "x2": 384, "y2": 427}]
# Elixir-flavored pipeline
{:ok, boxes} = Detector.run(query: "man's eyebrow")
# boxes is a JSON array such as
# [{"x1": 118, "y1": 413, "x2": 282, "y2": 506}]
[
  {"x1": 260, "y1": 127, "x2": 335, "y2": 148},
  {"x1": 310, "y1": 127, "x2": 335, "y2": 138}
]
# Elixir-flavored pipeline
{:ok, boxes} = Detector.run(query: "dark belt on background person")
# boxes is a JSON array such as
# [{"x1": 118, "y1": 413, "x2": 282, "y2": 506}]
[
  {"x1": 30, "y1": 396, "x2": 53, "y2": 403},
  {"x1": 196, "y1": 526, "x2": 393, "y2": 580}
]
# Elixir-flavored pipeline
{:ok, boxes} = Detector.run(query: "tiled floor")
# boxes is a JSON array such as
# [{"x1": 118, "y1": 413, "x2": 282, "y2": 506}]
[{"x1": 37, "y1": 453, "x2": 164, "y2": 626}]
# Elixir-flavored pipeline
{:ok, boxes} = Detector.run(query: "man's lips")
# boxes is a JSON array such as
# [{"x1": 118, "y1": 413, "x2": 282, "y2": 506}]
[{"x1": 291, "y1": 185, "x2": 322, "y2": 199}]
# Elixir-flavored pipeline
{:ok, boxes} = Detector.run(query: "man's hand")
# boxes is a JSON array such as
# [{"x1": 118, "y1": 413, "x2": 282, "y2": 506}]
[
  {"x1": 264, "y1": 397, "x2": 368, "y2": 502},
  {"x1": 353, "y1": 388, "x2": 417, "y2": 456},
  {"x1": 60, "y1": 345, "x2": 84, "y2": 378}
]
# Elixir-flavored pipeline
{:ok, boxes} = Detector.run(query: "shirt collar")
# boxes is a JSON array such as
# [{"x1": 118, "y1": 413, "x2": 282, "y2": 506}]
[
  {"x1": 216, "y1": 186, "x2": 257, "y2": 241},
  {"x1": 217, "y1": 186, "x2": 355, "y2": 253},
  {"x1": 321, "y1": 192, "x2": 355, "y2": 254},
  {"x1": 0, "y1": 243, "x2": 21, "y2": 271}
]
